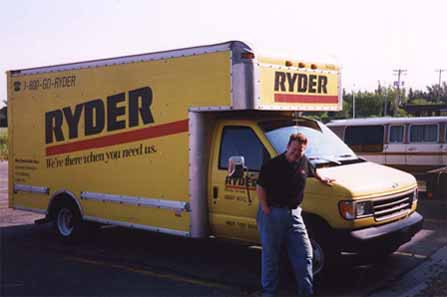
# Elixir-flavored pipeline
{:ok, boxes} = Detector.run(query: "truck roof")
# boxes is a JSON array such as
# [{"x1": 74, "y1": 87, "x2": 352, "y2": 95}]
[
  {"x1": 10, "y1": 41, "x2": 252, "y2": 77},
  {"x1": 8, "y1": 41, "x2": 342, "y2": 112}
]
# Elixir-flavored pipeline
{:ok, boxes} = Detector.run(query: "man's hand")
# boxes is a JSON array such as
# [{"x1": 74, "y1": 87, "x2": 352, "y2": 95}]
[
  {"x1": 320, "y1": 177, "x2": 335, "y2": 186},
  {"x1": 315, "y1": 170, "x2": 335, "y2": 187}
]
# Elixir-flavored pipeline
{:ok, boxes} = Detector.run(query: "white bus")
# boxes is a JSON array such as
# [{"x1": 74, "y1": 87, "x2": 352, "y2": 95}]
[{"x1": 327, "y1": 117, "x2": 447, "y2": 174}]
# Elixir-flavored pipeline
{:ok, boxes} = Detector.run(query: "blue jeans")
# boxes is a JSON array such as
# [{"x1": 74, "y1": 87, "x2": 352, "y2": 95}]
[{"x1": 257, "y1": 207, "x2": 313, "y2": 297}]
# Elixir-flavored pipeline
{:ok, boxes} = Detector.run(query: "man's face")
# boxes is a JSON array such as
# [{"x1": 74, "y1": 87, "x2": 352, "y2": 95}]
[{"x1": 285, "y1": 140, "x2": 307, "y2": 162}]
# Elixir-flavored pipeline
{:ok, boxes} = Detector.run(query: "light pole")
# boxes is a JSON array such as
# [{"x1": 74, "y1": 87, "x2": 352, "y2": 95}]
[
  {"x1": 380, "y1": 80, "x2": 388, "y2": 117},
  {"x1": 384, "y1": 86, "x2": 388, "y2": 117},
  {"x1": 435, "y1": 69, "x2": 447, "y2": 103},
  {"x1": 393, "y1": 69, "x2": 407, "y2": 115}
]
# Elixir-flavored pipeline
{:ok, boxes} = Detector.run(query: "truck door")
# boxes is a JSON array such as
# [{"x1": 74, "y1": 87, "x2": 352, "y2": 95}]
[{"x1": 209, "y1": 123, "x2": 272, "y2": 242}]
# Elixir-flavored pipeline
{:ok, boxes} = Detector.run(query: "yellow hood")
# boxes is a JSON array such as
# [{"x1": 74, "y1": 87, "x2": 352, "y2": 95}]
[{"x1": 316, "y1": 161, "x2": 417, "y2": 198}]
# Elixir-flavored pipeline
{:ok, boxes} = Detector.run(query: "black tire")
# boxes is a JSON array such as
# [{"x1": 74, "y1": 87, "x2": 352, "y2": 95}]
[
  {"x1": 307, "y1": 225, "x2": 340, "y2": 278},
  {"x1": 53, "y1": 200, "x2": 83, "y2": 242}
]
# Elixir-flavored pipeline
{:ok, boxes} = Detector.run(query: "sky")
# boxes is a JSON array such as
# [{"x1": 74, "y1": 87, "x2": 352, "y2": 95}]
[{"x1": 1, "y1": 0, "x2": 446, "y2": 108}]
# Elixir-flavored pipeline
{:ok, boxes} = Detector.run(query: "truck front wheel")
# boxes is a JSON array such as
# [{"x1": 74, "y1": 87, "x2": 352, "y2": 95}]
[
  {"x1": 308, "y1": 226, "x2": 340, "y2": 278},
  {"x1": 310, "y1": 237, "x2": 326, "y2": 276}
]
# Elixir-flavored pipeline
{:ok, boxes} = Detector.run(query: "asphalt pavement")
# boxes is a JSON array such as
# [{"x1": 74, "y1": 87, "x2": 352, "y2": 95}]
[{"x1": 1, "y1": 160, "x2": 446, "y2": 297}]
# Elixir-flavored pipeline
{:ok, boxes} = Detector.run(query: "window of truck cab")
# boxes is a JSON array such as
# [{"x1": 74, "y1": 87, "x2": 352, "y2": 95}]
[
  {"x1": 409, "y1": 124, "x2": 439, "y2": 143},
  {"x1": 218, "y1": 126, "x2": 270, "y2": 172},
  {"x1": 259, "y1": 119, "x2": 357, "y2": 166}
]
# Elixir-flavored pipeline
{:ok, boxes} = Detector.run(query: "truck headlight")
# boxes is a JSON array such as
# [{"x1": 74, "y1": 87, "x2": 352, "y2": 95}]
[
  {"x1": 410, "y1": 189, "x2": 418, "y2": 205},
  {"x1": 355, "y1": 201, "x2": 374, "y2": 218},
  {"x1": 339, "y1": 200, "x2": 374, "y2": 220}
]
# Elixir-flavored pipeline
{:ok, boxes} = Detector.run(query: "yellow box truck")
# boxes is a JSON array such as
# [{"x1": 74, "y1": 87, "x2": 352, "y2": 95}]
[{"x1": 7, "y1": 41, "x2": 422, "y2": 275}]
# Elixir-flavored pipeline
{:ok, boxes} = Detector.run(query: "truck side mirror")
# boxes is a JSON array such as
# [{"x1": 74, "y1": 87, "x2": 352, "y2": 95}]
[{"x1": 228, "y1": 156, "x2": 246, "y2": 179}]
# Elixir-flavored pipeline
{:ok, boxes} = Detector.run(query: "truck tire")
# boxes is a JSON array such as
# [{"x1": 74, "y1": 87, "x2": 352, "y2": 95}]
[
  {"x1": 309, "y1": 236, "x2": 326, "y2": 276},
  {"x1": 307, "y1": 225, "x2": 340, "y2": 278},
  {"x1": 53, "y1": 200, "x2": 83, "y2": 242}
]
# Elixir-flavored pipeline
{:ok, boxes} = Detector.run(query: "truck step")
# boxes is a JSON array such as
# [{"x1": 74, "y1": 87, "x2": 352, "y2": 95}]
[{"x1": 34, "y1": 217, "x2": 50, "y2": 225}]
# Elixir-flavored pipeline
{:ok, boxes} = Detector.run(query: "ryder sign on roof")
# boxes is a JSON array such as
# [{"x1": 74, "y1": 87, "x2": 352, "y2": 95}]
[{"x1": 256, "y1": 56, "x2": 341, "y2": 111}]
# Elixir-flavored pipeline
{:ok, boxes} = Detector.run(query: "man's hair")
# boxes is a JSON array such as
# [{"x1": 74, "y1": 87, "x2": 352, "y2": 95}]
[{"x1": 287, "y1": 133, "x2": 308, "y2": 146}]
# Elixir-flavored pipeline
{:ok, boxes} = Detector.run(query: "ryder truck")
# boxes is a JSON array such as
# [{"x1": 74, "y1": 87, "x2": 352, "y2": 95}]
[{"x1": 7, "y1": 41, "x2": 422, "y2": 274}]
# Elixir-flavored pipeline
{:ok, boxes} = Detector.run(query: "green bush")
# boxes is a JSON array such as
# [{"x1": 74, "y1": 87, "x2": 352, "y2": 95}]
[{"x1": 0, "y1": 128, "x2": 8, "y2": 160}]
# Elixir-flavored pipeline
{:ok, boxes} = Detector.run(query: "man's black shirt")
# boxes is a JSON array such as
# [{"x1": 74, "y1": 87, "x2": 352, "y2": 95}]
[{"x1": 257, "y1": 153, "x2": 316, "y2": 208}]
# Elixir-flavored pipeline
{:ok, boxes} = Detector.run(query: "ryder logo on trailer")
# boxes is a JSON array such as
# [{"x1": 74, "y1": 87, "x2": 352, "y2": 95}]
[
  {"x1": 44, "y1": 86, "x2": 188, "y2": 156},
  {"x1": 45, "y1": 86, "x2": 154, "y2": 144}
]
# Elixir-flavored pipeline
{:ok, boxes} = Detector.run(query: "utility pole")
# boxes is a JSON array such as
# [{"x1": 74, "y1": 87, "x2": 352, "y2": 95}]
[
  {"x1": 384, "y1": 84, "x2": 388, "y2": 117},
  {"x1": 393, "y1": 69, "x2": 407, "y2": 115},
  {"x1": 378, "y1": 80, "x2": 388, "y2": 117},
  {"x1": 435, "y1": 69, "x2": 447, "y2": 103},
  {"x1": 352, "y1": 84, "x2": 356, "y2": 118}
]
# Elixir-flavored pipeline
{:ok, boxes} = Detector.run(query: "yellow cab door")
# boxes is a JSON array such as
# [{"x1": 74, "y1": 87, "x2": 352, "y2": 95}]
[{"x1": 209, "y1": 121, "x2": 274, "y2": 243}]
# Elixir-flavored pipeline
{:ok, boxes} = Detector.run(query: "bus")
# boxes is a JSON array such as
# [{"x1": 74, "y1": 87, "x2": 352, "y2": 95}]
[{"x1": 327, "y1": 116, "x2": 447, "y2": 175}]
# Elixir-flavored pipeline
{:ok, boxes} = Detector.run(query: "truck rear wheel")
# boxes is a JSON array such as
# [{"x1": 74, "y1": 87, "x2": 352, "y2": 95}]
[{"x1": 53, "y1": 200, "x2": 82, "y2": 242}]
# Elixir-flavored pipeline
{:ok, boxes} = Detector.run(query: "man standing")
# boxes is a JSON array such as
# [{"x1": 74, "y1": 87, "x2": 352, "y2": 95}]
[{"x1": 256, "y1": 133, "x2": 333, "y2": 297}]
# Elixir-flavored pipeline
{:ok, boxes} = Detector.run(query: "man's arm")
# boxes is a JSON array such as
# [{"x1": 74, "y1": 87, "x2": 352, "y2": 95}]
[{"x1": 256, "y1": 185, "x2": 271, "y2": 215}]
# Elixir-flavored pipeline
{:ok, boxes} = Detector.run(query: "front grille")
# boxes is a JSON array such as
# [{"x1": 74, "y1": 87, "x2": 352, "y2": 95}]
[{"x1": 372, "y1": 192, "x2": 413, "y2": 222}]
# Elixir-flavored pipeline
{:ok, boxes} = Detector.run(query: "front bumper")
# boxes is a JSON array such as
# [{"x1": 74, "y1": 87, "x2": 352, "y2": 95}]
[{"x1": 335, "y1": 212, "x2": 424, "y2": 253}]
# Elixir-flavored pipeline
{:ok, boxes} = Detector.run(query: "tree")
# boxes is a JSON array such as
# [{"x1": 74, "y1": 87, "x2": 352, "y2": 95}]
[
  {"x1": 0, "y1": 100, "x2": 7, "y2": 127},
  {"x1": 407, "y1": 82, "x2": 447, "y2": 104}
]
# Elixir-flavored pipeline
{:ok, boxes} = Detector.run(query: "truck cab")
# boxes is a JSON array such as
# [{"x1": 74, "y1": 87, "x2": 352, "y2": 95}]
[{"x1": 208, "y1": 112, "x2": 422, "y2": 274}]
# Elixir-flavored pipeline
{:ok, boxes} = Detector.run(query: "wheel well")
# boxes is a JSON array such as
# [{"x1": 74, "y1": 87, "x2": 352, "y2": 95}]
[
  {"x1": 302, "y1": 212, "x2": 333, "y2": 234},
  {"x1": 48, "y1": 193, "x2": 82, "y2": 220}
]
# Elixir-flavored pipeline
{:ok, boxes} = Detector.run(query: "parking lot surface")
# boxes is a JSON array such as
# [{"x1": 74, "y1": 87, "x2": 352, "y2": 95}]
[{"x1": 1, "y1": 161, "x2": 446, "y2": 296}]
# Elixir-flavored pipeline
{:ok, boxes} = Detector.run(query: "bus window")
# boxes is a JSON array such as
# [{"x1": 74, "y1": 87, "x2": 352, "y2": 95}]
[
  {"x1": 410, "y1": 124, "x2": 438, "y2": 143},
  {"x1": 389, "y1": 125, "x2": 404, "y2": 143},
  {"x1": 345, "y1": 125, "x2": 384, "y2": 152}
]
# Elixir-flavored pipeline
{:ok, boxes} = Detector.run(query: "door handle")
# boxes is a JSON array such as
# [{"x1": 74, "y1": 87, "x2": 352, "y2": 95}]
[
  {"x1": 408, "y1": 147, "x2": 416, "y2": 151},
  {"x1": 213, "y1": 186, "x2": 218, "y2": 199}
]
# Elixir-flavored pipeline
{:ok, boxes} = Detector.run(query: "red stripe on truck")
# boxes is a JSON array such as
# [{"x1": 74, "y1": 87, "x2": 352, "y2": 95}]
[
  {"x1": 46, "y1": 119, "x2": 189, "y2": 156},
  {"x1": 274, "y1": 94, "x2": 338, "y2": 104}
]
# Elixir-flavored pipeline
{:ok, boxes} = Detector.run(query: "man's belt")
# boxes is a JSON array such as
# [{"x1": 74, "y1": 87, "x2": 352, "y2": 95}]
[{"x1": 269, "y1": 203, "x2": 295, "y2": 209}]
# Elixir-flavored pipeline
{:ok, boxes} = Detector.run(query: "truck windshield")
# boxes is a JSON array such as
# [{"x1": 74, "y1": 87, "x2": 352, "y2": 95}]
[{"x1": 263, "y1": 122, "x2": 360, "y2": 166}]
